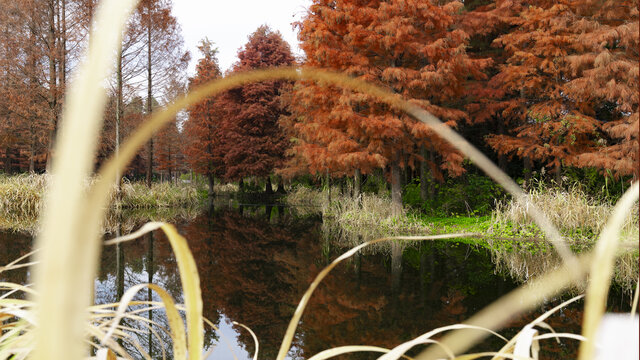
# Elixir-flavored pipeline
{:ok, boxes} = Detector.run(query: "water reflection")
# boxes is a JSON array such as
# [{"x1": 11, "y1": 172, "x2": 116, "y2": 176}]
[{"x1": 0, "y1": 204, "x2": 632, "y2": 359}]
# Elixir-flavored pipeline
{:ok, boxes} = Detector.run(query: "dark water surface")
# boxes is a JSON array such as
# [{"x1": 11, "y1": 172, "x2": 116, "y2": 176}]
[{"x1": 0, "y1": 204, "x2": 631, "y2": 359}]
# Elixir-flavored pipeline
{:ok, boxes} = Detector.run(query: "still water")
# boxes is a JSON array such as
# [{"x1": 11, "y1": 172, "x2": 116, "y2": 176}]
[{"x1": 0, "y1": 204, "x2": 630, "y2": 359}]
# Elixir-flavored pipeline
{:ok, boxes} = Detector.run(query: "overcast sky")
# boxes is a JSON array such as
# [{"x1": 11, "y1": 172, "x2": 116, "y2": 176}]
[{"x1": 172, "y1": 0, "x2": 312, "y2": 76}]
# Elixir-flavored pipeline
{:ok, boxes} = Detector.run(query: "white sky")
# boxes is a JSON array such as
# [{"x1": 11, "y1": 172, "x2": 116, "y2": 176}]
[{"x1": 172, "y1": 0, "x2": 312, "y2": 76}]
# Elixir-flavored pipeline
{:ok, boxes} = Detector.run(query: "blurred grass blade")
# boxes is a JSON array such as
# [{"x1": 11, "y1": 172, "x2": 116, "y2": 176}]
[
  {"x1": 494, "y1": 295, "x2": 583, "y2": 357},
  {"x1": 103, "y1": 222, "x2": 164, "y2": 246},
  {"x1": 233, "y1": 322, "x2": 259, "y2": 360},
  {"x1": 30, "y1": 0, "x2": 139, "y2": 360},
  {"x1": 579, "y1": 182, "x2": 639, "y2": 360},
  {"x1": 94, "y1": 348, "x2": 117, "y2": 360},
  {"x1": 455, "y1": 353, "x2": 535, "y2": 360},
  {"x1": 102, "y1": 222, "x2": 203, "y2": 360},
  {"x1": 100, "y1": 283, "x2": 186, "y2": 359},
  {"x1": 307, "y1": 346, "x2": 414, "y2": 360},
  {"x1": 379, "y1": 324, "x2": 508, "y2": 360},
  {"x1": 159, "y1": 223, "x2": 203, "y2": 360},
  {"x1": 513, "y1": 327, "x2": 538, "y2": 360}
]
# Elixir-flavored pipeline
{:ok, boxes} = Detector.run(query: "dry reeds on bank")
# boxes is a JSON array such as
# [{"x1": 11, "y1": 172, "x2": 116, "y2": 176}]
[{"x1": 493, "y1": 182, "x2": 639, "y2": 244}]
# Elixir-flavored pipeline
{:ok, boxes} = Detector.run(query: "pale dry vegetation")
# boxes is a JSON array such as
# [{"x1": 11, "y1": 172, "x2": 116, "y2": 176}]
[{"x1": 493, "y1": 182, "x2": 639, "y2": 244}]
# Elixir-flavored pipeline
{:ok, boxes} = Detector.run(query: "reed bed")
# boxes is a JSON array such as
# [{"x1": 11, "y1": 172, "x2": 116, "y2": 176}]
[
  {"x1": 493, "y1": 183, "x2": 639, "y2": 244},
  {"x1": 0, "y1": 174, "x2": 202, "y2": 212}
]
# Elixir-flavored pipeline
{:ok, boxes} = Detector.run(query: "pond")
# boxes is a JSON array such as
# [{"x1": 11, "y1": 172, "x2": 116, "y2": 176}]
[{"x1": 0, "y1": 203, "x2": 632, "y2": 359}]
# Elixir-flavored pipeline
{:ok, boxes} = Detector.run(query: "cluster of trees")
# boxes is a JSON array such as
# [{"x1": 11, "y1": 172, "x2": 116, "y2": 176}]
[
  {"x1": 1, "y1": 0, "x2": 636, "y2": 206},
  {"x1": 0, "y1": 0, "x2": 189, "y2": 183},
  {"x1": 185, "y1": 0, "x2": 637, "y2": 212},
  {"x1": 184, "y1": 26, "x2": 295, "y2": 194}
]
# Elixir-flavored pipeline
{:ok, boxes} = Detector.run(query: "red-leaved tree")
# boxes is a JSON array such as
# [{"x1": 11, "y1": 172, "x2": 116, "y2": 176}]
[
  {"x1": 223, "y1": 25, "x2": 295, "y2": 192},
  {"x1": 184, "y1": 39, "x2": 226, "y2": 194}
]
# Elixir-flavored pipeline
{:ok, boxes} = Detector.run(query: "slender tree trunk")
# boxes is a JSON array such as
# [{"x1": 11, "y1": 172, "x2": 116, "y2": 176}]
[
  {"x1": 47, "y1": 0, "x2": 58, "y2": 171},
  {"x1": 420, "y1": 146, "x2": 429, "y2": 202},
  {"x1": 554, "y1": 162, "x2": 562, "y2": 187},
  {"x1": 239, "y1": 178, "x2": 245, "y2": 193},
  {"x1": 145, "y1": 3, "x2": 153, "y2": 187},
  {"x1": 325, "y1": 170, "x2": 331, "y2": 203},
  {"x1": 276, "y1": 177, "x2": 286, "y2": 194},
  {"x1": 524, "y1": 156, "x2": 532, "y2": 187},
  {"x1": 498, "y1": 121, "x2": 507, "y2": 171},
  {"x1": 265, "y1": 176, "x2": 273, "y2": 194},
  {"x1": 207, "y1": 174, "x2": 214, "y2": 196},
  {"x1": 354, "y1": 168, "x2": 361, "y2": 199},
  {"x1": 3, "y1": 146, "x2": 11, "y2": 173},
  {"x1": 391, "y1": 162, "x2": 403, "y2": 217},
  {"x1": 115, "y1": 46, "x2": 123, "y2": 199},
  {"x1": 29, "y1": 130, "x2": 35, "y2": 173}
]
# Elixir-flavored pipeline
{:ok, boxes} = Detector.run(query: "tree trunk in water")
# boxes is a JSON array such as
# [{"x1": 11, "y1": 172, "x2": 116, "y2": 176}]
[
  {"x1": 391, "y1": 163, "x2": 403, "y2": 217},
  {"x1": 524, "y1": 156, "x2": 532, "y2": 188},
  {"x1": 391, "y1": 241, "x2": 403, "y2": 294},
  {"x1": 146, "y1": 232, "x2": 154, "y2": 359},
  {"x1": 265, "y1": 176, "x2": 273, "y2": 194}
]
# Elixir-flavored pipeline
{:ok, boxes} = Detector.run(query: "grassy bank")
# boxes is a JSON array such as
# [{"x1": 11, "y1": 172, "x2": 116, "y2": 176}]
[
  {"x1": 285, "y1": 184, "x2": 639, "y2": 292},
  {"x1": 0, "y1": 174, "x2": 206, "y2": 233}
]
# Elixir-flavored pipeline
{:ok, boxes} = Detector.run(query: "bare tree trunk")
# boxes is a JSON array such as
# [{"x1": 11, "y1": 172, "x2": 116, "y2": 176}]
[
  {"x1": 354, "y1": 168, "x2": 361, "y2": 199},
  {"x1": 46, "y1": 0, "x2": 59, "y2": 171},
  {"x1": 554, "y1": 162, "x2": 562, "y2": 187},
  {"x1": 265, "y1": 176, "x2": 273, "y2": 194},
  {"x1": 207, "y1": 174, "x2": 214, "y2": 196},
  {"x1": 145, "y1": 3, "x2": 153, "y2": 187},
  {"x1": 391, "y1": 162, "x2": 403, "y2": 217},
  {"x1": 115, "y1": 46, "x2": 123, "y2": 199},
  {"x1": 420, "y1": 146, "x2": 429, "y2": 202},
  {"x1": 524, "y1": 156, "x2": 532, "y2": 188}
]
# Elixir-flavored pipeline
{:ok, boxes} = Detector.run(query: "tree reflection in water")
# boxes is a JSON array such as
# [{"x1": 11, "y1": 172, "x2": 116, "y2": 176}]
[{"x1": 0, "y1": 204, "x2": 632, "y2": 359}]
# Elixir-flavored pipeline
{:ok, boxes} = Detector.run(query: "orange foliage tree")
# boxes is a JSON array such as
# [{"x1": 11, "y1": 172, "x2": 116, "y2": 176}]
[
  {"x1": 282, "y1": 0, "x2": 490, "y2": 212},
  {"x1": 483, "y1": 0, "x2": 639, "y2": 181}
]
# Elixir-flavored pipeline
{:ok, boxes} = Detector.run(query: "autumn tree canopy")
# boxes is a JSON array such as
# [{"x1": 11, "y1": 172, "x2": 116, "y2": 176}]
[
  {"x1": 282, "y1": 0, "x2": 490, "y2": 212},
  {"x1": 184, "y1": 39, "x2": 226, "y2": 193},
  {"x1": 222, "y1": 25, "x2": 295, "y2": 189},
  {"x1": 476, "y1": 0, "x2": 638, "y2": 180}
]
